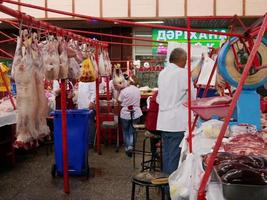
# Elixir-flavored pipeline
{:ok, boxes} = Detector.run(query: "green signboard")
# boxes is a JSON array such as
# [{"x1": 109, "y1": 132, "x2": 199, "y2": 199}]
[{"x1": 152, "y1": 28, "x2": 228, "y2": 54}]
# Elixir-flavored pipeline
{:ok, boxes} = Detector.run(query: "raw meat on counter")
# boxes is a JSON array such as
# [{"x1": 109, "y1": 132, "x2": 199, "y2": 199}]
[
  {"x1": 203, "y1": 153, "x2": 267, "y2": 185},
  {"x1": 200, "y1": 96, "x2": 232, "y2": 107},
  {"x1": 223, "y1": 133, "x2": 267, "y2": 157}
]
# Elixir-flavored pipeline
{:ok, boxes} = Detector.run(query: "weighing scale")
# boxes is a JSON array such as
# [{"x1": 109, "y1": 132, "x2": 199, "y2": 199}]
[{"x1": 218, "y1": 38, "x2": 267, "y2": 130}]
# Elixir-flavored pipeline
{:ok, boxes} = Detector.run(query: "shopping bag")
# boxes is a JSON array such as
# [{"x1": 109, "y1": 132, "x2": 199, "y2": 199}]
[
  {"x1": 80, "y1": 58, "x2": 96, "y2": 82},
  {"x1": 169, "y1": 154, "x2": 194, "y2": 200}
]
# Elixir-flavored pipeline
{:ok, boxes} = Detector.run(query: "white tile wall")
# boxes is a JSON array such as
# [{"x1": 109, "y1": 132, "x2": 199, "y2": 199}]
[{"x1": 159, "y1": 0, "x2": 184, "y2": 17}]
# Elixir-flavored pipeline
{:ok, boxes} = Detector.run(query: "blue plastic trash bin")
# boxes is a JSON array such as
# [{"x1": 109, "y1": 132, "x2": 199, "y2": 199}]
[{"x1": 53, "y1": 109, "x2": 94, "y2": 176}]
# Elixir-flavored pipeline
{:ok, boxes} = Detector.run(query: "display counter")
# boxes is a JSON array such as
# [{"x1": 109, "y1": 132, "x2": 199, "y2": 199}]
[{"x1": 0, "y1": 111, "x2": 16, "y2": 127}]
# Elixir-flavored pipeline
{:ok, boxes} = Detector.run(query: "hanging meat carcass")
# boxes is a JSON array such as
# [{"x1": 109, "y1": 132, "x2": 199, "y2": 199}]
[
  {"x1": 68, "y1": 57, "x2": 81, "y2": 80},
  {"x1": 90, "y1": 50, "x2": 99, "y2": 77},
  {"x1": 58, "y1": 37, "x2": 69, "y2": 79},
  {"x1": 67, "y1": 40, "x2": 81, "y2": 79},
  {"x1": 112, "y1": 63, "x2": 126, "y2": 88},
  {"x1": 68, "y1": 40, "x2": 83, "y2": 63},
  {"x1": 103, "y1": 49, "x2": 112, "y2": 75},
  {"x1": 97, "y1": 48, "x2": 112, "y2": 76},
  {"x1": 12, "y1": 30, "x2": 39, "y2": 148},
  {"x1": 42, "y1": 35, "x2": 60, "y2": 80},
  {"x1": 98, "y1": 49, "x2": 106, "y2": 76},
  {"x1": 13, "y1": 30, "x2": 50, "y2": 148},
  {"x1": 32, "y1": 32, "x2": 50, "y2": 140}
]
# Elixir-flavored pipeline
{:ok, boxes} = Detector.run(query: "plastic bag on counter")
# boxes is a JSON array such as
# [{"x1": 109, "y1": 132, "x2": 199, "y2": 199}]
[
  {"x1": 169, "y1": 154, "x2": 194, "y2": 200},
  {"x1": 230, "y1": 124, "x2": 257, "y2": 136},
  {"x1": 189, "y1": 155, "x2": 205, "y2": 200},
  {"x1": 201, "y1": 119, "x2": 230, "y2": 138}
]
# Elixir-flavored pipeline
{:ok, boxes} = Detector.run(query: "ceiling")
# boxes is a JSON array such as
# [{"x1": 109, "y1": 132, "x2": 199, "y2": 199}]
[{"x1": 0, "y1": 16, "x2": 260, "y2": 31}]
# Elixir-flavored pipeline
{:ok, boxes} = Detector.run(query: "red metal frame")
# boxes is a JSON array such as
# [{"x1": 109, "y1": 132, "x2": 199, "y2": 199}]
[
  {"x1": 66, "y1": 28, "x2": 168, "y2": 44},
  {"x1": 95, "y1": 46, "x2": 102, "y2": 155},
  {"x1": 191, "y1": 58, "x2": 218, "y2": 132},
  {"x1": 187, "y1": 18, "x2": 192, "y2": 153},
  {"x1": 0, "y1": 4, "x2": 107, "y2": 47},
  {"x1": 197, "y1": 14, "x2": 267, "y2": 200},
  {"x1": 60, "y1": 79, "x2": 69, "y2": 193},
  {"x1": 0, "y1": 1, "x2": 266, "y2": 198},
  {"x1": 0, "y1": 48, "x2": 13, "y2": 58},
  {"x1": 0, "y1": 3, "x2": 107, "y2": 194},
  {"x1": 1, "y1": 0, "x2": 242, "y2": 38}
]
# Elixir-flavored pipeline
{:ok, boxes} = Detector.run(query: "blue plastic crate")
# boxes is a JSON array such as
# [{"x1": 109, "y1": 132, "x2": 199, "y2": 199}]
[{"x1": 53, "y1": 109, "x2": 94, "y2": 176}]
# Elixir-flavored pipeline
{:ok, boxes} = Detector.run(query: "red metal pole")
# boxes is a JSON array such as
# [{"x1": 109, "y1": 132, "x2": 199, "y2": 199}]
[
  {"x1": 67, "y1": 29, "x2": 168, "y2": 44},
  {"x1": 0, "y1": 64, "x2": 16, "y2": 110},
  {"x1": 0, "y1": 56, "x2": 13, "y2": 60},
  {"x1": 60, "y1": 79, "x2": 70, "y2": 193},
  {"x1": 106, "y1": 76, "x2": 110, "y2": 102},
  {"x1": 197, "y1": 14, "x2": 267, "y2": 200},
  {"x1": 187, "y1": 18, "x2": 192, "y2": 153},
  {"x1": 1, "y1": 0, "x2": 242, "y2": 38},
  {"x1": 0, "y1": 30, "x2": 12, "y2": 39},
  {"x1": 0, "y1": 48, "x2": 13, "y2": 58},
  {"x1": 103, "y1": 41, "x2": 160, "y2": 47},
  {"x1": 95, "y1": 46, "x2": 101, "y2": 154},
  {"x1": 0, "y1": 3, "x2": 107, "y2": 47},
  {"x1": 0, "y1": 38, "x2": 16, "y2": 44}
]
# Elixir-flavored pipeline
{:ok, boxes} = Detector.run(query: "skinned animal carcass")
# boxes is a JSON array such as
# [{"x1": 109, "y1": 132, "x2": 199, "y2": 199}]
[
  {"x1": 58, "y1": 37, "x2": 69, "y2": 79},
  {"x1": 112, "y1": 64, "x2": 125, "y2": 87},
  {"x1": 42, "y1": 35, "x2": 60, "y2": 80},
  {"x1": 13, "y1": 31, "x2": 50, "y2": 148}
]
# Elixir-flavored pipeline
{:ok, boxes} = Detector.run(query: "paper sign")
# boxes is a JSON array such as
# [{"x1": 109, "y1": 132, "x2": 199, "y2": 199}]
[
  {"x1": 197, "y1": 57, "x2": 216, "y2": 86},
  {"x1": 166, "y1": 42, "x2": 209, "y2": 70}
]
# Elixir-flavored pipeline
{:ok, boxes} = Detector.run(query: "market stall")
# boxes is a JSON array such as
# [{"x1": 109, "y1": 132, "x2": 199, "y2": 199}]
[{"x1": 0, "y1": 1, "x2": 266, "y2": 199}]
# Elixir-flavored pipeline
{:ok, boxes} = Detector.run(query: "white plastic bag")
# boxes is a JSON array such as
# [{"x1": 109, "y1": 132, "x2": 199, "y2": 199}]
[
  {"x1": 201, "y1": 119, "x2": 230, "y2": 138},
  {"x1": 189, "y1": 155, "x2": 205, "y2": 200},
  {"x1": 169, "y1": 154, "x2": 194, "y2": 200}
]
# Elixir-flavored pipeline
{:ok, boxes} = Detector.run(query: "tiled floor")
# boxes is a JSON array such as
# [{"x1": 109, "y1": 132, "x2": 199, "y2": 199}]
[{"x1": 0, "y1": 140, "x2": 162, "y2": 200}]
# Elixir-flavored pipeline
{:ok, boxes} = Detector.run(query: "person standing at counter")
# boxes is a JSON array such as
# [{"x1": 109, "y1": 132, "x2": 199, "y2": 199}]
[
  {"x1": 118, "y1": 75, "x2": 142, "y2": 157},
  {"x1": 157, "y1": 48, "x2": 196, "y2": 175},
  {"x1": 77, "y1": 81, "x2": 96, "y2": 109},
  {"x1": 77, "y1": 81, "x2": 96, "y2": 146}
]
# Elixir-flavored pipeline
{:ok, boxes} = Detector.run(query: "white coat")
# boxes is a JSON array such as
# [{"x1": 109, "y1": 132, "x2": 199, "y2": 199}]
[
  {"x1": 77, "y1": 81, "x2": 96, "y2": 109},
  {"x1": 157, "y1": 63, "x2": 196, "y2": 132}
]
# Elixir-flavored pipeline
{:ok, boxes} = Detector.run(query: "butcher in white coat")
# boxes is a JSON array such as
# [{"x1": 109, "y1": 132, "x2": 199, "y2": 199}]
[
  {"x1": 157, "y1": 48, "x2": 196, "y2": 175},
  {"x1": 77, "y1": 81, "x2": 96, "y2": 109},
  {"x1": 77, "y1": 81, "x2": 96, "y2": 146}
]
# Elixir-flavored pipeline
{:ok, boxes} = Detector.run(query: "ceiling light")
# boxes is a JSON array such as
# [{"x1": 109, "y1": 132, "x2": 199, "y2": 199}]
[
  {"x1": 135, "y1": 34, "x2": 152, "y2": 37},
  {"x1": 136, "y1": 21, "x2": 164, "y2": 24}
]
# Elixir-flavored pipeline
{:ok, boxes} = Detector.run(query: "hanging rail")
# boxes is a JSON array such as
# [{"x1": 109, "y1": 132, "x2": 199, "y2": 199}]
[
  {"x1": 1, "y1": 0, "x2": 242, "y2": 38},
  {"x1": 197, "y1": 14, "x2": 267, "y2": 200}
]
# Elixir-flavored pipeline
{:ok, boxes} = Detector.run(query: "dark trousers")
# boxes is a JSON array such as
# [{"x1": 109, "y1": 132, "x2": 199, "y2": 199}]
[{"x1": 161, "y1": 131, "x2": 184, "y2": 175}]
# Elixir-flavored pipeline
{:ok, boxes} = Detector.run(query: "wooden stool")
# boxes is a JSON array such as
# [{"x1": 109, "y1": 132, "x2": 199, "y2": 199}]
[{"x1": 131, "y1": 171, "x2": 168, "y2": 200}]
